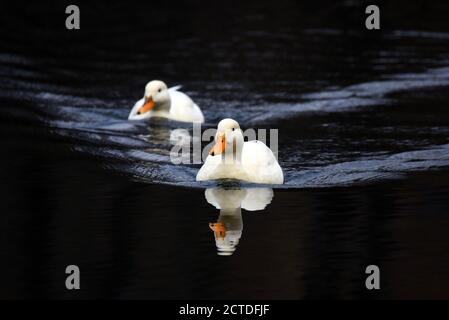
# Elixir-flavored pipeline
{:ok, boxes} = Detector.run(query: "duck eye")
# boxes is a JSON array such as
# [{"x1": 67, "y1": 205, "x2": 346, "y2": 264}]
[
  {"x1": 232, "y1": 128, "x2": 235, "y2": 131},
  {"x1": 158, "y1": 88, "x2": 162, "y2": 92}
]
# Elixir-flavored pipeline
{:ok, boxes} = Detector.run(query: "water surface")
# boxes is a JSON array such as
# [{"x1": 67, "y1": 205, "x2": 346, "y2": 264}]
[{"x1": 1, "y1": 1, "x2": 449, "y2": 298}]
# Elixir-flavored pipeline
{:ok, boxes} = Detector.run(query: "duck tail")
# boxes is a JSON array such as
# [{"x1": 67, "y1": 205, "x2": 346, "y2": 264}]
[{"x1": 169, "y1": 85, "x2": 182, "y2": 92}]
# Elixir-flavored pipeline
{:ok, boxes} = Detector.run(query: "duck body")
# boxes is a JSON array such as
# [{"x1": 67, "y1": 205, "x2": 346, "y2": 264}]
[
  {"x1": 128, "y1": 81, "x2": 204, "y2": 123},
  {"x1": 166, "y1": 89, "x2": 204, "y2": 123},
  {"x1": 196, "y1": 155, "x2": 249, "y2": 182},
  {"x1": 241, "y1": 140, "x2": 284, "y2": 184},
  {"x1": 196, "y1": 119, "x2": 284, "y2": 184}
]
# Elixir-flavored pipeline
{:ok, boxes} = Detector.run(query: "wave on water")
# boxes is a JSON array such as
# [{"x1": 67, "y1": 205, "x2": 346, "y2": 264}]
[
  {"x1": 2, "y1": 53, "x2": 449, "y2": 188},
  {"x1": 248, "y1": 66, "x2": 449, "y2": 123},
  {"x1": 40, "y1": 66, "x2": 449, "y2": 188},
  {"x1": 71, "y1": 139, "x2": 449, "y2": 189}
]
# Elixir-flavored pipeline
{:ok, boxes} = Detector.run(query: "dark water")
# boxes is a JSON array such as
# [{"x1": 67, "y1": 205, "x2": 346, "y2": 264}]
[{"x1": 1, "y1": 0, "x2": 449, "y2": 298}]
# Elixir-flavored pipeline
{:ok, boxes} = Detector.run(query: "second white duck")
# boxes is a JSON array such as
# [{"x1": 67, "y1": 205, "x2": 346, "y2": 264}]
[
  {"x1": 128, "y1": 80, "x2": 204, "y2": 123},
  {"x1": 196, "y1": 118, "x2": 284, "y2": 184}
]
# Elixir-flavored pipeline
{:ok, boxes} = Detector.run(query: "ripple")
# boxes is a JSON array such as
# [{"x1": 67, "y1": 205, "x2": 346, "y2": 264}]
[{"x1": 2, "y1": 27, "x2": 449, "y2": 189}]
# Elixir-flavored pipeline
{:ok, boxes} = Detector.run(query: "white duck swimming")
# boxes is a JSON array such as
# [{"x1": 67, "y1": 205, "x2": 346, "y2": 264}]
[
  {"x1": 128, "y1": 80, "x2": 204, "y2": 123},
  {"x1": 196, "y1": 118, "x2": 284, "y2": 184}
]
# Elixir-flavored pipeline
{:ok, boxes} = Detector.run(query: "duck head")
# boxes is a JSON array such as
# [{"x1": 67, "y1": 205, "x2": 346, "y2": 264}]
[
  {"x1": 128, "y1": 80, "x2": 171, "y2": 120},
  {"x1": 209, "y1": 118, "x2": 244, "y2": 163}
]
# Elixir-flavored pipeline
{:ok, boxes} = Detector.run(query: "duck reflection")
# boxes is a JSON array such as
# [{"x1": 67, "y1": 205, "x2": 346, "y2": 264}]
[{"x1": 205, "y1": 188, "x2": 274, "y2": 256}]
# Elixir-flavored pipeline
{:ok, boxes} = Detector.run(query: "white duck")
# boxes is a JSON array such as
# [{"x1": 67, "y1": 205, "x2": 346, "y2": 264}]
[
  {"x1": 196, "y1": 118, "x2": 284, "y2": 184},
  {"x1": 128, "y1": 80, "x2": 204, "y2": 123}
]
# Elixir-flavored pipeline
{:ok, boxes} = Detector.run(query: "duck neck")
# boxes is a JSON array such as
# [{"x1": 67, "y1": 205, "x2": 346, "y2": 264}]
[
  {"x1": 153, "y1": 99, "x2": 171, "y2": 117},
  {"x1": 218, "y1": 207, "x2": 243, "y2": 229}
]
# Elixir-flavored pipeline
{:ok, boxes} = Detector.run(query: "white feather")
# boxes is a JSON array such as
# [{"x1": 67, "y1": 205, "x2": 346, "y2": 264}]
[
  {"x1": 196, "y1": 119, "x2": 284, "y2": 184},
  {"x1": 128, "y1": 82, "x2": 204, "y2": 123}
]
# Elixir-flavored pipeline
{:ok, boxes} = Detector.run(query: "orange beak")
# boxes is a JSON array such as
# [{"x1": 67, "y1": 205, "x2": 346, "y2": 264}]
[
  {"x1": 209, "y1": 134, "x2": 226, "y2": 156},
  {"x1": 137, "y1": 97, "x2": 155, "y2": 115},
  {"x1": 209, "y1": 222, "x2": 227, "y2": 239}
]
